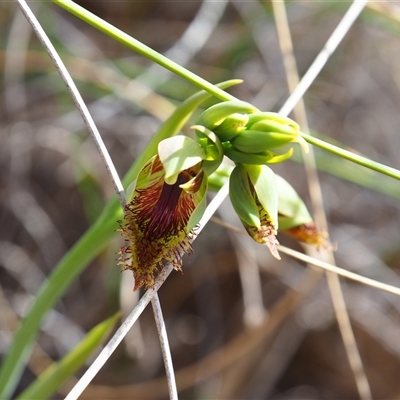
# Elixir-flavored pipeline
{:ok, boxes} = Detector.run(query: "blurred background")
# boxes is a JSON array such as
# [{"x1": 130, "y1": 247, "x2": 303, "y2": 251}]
[{"x1": 1, "y1": 1, "x2": 400, "y2": 399}]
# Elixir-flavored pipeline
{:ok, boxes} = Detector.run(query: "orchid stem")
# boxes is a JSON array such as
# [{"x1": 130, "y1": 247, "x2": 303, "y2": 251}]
[
  {"x1": 52, "y1": 0, "x2": 235, "y2": 103},
  {"x1": 302, "y1": 132, "x2": 400, "y2": 181}
]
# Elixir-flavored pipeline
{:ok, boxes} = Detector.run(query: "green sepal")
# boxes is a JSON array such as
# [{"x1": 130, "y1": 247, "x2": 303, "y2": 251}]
[
  {"x1": 133, "y1": 154, "x2": 164, "y2": 193},
  {"x1": 229, "y1": 165, "x2": 261, "y2": 228},
  {"x1": 191, "y1": 125, "x2": 224, "y2": 175},
  {"x1": 275, "y1": 175, "x2": 313, "y2": 230},
  {"x1": 158, "y1": 136, "x2": 205, "y2": 184},
  {"x1": 187, "y1": 170, "x2": 208, "y2": 232},
  {"x1": 197, "y1": 100, "x2": 259, "y2": 131},
  {"x1": 244, "y1": 164, "x2": 278, "y2": 229}
]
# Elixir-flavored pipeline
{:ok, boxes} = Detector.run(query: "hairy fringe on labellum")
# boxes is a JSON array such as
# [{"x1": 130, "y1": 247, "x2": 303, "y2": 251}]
[{"x1": 118, "y1": 155, "x2": 205, "y2": 290}]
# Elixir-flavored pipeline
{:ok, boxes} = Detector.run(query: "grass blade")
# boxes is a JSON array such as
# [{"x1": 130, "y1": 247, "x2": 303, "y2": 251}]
[{"x1": 16, "y1": 312, "x2": 120, "y2": 400}]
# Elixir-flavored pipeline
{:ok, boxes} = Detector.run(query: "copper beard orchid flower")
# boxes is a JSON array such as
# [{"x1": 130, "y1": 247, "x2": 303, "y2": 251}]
[{"x1": 118, "y1": 137, "x2": 207, "y2": 290}]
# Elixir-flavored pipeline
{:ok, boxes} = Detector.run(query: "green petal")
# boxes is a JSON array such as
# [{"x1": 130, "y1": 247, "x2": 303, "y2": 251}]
[
  {"x1": 247, "y1": 112, "x2": 299, "y2": 131},
  {"x1": 158, "y1": 136, "x2": 205, "y2": 184}
]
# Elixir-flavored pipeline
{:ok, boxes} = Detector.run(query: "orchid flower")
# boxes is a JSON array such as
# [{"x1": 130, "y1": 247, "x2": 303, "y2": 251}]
[{"x1": 118, "y1": 136, "x2": 208, "y2": 290}]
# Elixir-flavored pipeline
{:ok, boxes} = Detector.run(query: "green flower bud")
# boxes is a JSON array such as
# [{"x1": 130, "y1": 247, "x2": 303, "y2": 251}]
[
  {"x1": 222, "y1": 142, "x2": 293, "y2": 165},
  {"x1": 230, "y1": 129, "x2": 297, "y2": 153},
  {"x1": 229, "y1": 164, "x2": 280, "y2": 259},
  {"x1": 230, "y1": 111, "x2": 308, "y2": 154},
  {"x1": 247, "y1": 111, "x2": 299, "y2": 130},
  {"x1": 213, "y1": 113, "x2": 249, "y2": 141},
  {"x1": 208, "y1": 166, "x2": 330, "y2": 249},
  {"x1": 197, "y1": 100, "x2": 258, "y2": 131}
]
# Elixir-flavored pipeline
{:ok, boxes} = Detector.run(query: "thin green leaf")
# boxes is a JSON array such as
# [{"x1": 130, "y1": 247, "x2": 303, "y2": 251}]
[{"x1": 16, "y1": 312, "x2": 120, "y2": 400}]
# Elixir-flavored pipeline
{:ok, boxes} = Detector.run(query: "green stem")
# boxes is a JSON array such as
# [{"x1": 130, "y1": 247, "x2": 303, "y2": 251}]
[
  {"x1": 302, "y1": 132, "x2": 400, "y2": 181},
  {"x1": 52, "y1": 0, "x2": 235, "y2": 103}
]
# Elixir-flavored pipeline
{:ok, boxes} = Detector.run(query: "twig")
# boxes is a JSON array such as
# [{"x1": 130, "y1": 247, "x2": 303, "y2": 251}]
[
  {"x1": 279, "y1": 0, "x2": 369, "y2": 117},
  {"x1": 15, "y1": 0, "x2": 126, "y2": 207},
  {"x1": 212, "y1": 217, "x2": 400, "y2": 298},
  {"x1": 64, "y1": 264, "x2": 173, "y2": 400},
  {"x1": 277, "y1": 246, "x2": 400, "y2": 298},
  {"x1": 151, "y1": 295, "x2": 178, "y2": 400},
  {"x1": 272, "y1": 1, "x2": 372, "y2": 398}
]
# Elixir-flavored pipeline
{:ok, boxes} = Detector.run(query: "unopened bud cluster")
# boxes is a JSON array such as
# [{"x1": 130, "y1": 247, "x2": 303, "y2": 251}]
[{"x1": 192, "y1": 100, "x2": 326, "y2": 258}]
